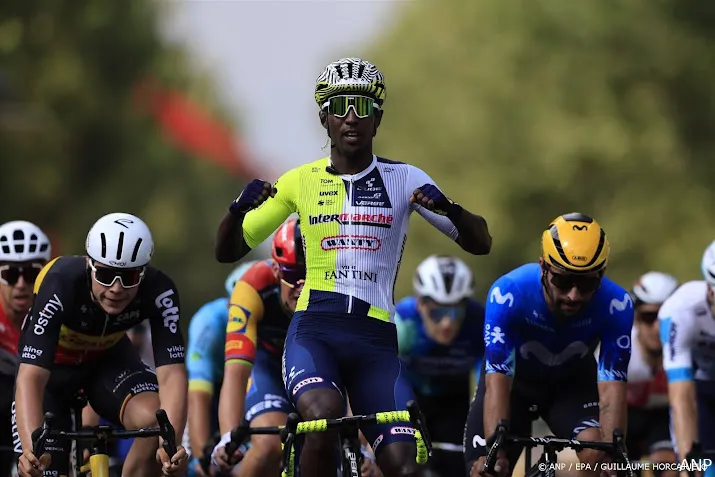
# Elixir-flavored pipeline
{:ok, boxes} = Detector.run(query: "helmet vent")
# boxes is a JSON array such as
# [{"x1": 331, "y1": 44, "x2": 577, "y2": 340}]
[
  {"x1": 100, "y1": 233, "x2": 107, "y2": 258},
  {"x1": 131, "y1": 239, "x2": 143, "y2": 263}
]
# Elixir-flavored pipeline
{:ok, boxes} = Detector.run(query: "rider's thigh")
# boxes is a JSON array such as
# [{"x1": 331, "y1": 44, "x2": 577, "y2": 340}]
[
  {"x1": 283, "y1": 312, "x2": 344, "y2": 411},
  {"x1": 84, "y1": 339, "x2": 159, "y2": 427},
  {"x1": 245, "y1": 349, "x2": 293, "y2": 424},
  {"x1": 463, "y1": 367, "x2": 531, "y2": 475},
  {"x1": 542, "y1": 363, "x2": 599, "y2": 440}
]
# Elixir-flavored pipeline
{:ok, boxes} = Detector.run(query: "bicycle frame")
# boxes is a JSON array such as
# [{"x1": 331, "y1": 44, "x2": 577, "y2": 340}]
[
  {"x1": 224, "y1": 400, "x2": 432, "y2": 477},
  {"x1": 32, "y1": 409, "x2": 177, "y2": 477},
  {"x1": 484, "y1": 419, "x2": 635, "y2": 477}
]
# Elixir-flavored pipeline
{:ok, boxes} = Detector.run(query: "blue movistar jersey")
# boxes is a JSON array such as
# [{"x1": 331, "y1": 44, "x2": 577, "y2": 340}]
[
  {"x1": 187, "y1": 298, "x2": 228, "y2": 396},
  {"x1": 394, "y1": 296, "x2": 485, "y2": 396},
  {"x1": 484, "y1": 263, "x2": 634, "y2": 382}
]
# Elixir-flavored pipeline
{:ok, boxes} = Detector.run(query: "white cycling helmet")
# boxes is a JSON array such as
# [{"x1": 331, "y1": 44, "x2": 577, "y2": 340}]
[
  {"x1": 632, "y1": 271, "x2": 679, "y2": 305},
  {"x1": 702, "y1": 241, "x2": 715, "y2": 286},
  {"x1": 225, "y1": 260, "x2": 260, "y2": 296},
  {"x1": 413, "y1": 255, "x2": 474, "y2": 305},
  {"x1": 86, "y1": 213, "x2": 154, "y2": 268},
  {"x1": 0, "y1": 221, "x2": 51, "y2": 262}
]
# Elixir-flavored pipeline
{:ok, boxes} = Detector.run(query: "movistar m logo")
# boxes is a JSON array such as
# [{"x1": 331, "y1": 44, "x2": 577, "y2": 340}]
[
  {"x1": 609, "y1": 293, "x2": 633, "y2": 315},
  {"x1": 572, "y1": 225, "x2": 587, "y2": 231},
  {"x1": 490, "y1": 287, "x2": 514, "y2": 308}
]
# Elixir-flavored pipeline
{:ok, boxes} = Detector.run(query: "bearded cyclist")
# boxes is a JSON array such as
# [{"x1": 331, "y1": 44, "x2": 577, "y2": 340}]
[
  {"x1": 0, "y1": 221, "x2": 51, "y2": 477},
  {"x1": 13, "y1": 213, "x2": 188, "y2": 477},
  {"x1": 627, "y1": 272, "x2": 678, "y2": 477},
  {"x1": 394, "y1": 255, "x2": 485, "y2": 477},
  {"x1": 215, "y1": 58, "x2": 491, "y2": 477},
  {"x1": 185, "y1": 261, "x2": 259, "y2": 477},
  {"x1": 464, "y1": 213, "x2": 634, "y2": 477},
  {"x1": 659, "y1": 242, "x2": 715, "y2": 477}
]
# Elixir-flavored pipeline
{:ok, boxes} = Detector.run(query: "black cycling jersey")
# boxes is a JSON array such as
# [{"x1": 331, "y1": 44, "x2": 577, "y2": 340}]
[{"x1": 18, "y1": 255, "x2": 185, "y2": 368}]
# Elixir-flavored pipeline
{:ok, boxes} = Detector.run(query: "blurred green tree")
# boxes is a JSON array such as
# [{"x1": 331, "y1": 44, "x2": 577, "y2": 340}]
[
  {"x1": 0, "y1": 0, "x2": 251, "y2": 325},
  {"x1": 365, "y1": 0, "x2": 715, "y2": 301}
]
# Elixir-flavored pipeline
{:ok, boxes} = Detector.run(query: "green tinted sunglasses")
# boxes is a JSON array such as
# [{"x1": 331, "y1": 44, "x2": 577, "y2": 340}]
[{"x1": 322, "y1": 95, "x2": 380, "y2": 118}]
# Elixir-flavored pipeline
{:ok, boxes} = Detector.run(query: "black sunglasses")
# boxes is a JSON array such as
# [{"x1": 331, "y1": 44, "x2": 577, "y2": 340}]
[
  {"x1": 545, "y1": 266, "x2": 602, "y2": 293},
  {"x1": 0, "y1": 263, "x2": 44, "y2": 286}
]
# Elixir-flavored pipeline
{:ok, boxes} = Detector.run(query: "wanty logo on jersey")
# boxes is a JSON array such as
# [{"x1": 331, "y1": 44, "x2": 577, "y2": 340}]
[
  {"x1": 321, "y1": 235, "x2": 381, "y2": 251},
  {"x1": 490, "y1": 287, "x2": 514, "y2": 308},
  {"x1": 609, "y1": 293, "x2": 633, "y2": 315},
  {"x1": 308, "y1": 213, "x2": 393, "y2": 228},
  {"x1": 155, "y1": 289, "x2": 179, "y2": 333}
]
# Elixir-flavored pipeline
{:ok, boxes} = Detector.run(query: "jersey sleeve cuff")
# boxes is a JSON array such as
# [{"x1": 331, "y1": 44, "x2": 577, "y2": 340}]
[{"x1": 188, "y1": 379, "x2": 214, "y2": 395}]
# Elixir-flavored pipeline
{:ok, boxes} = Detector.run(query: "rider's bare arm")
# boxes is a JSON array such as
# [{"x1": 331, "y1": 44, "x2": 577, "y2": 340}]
[
  {"x1": 157, "y1": 363, "x2": 189, "y2": 441},
  {"x1": 597, "y1": 381, "x2": 628, "y2": 442},
  {"x1": 453, "y1": 209, "x2": 492, "y2": 255},
  {"x1": 218, "y1": 363, "x2": 252, "y2": 434},
  {"x1": 483, "y1": 373, "x2": 511, "y2": 441},
  {"x1": 669, "y1": 380, "x2": 698, "y2": 457},
  {"x1": 15, "y1": 364, "x2": 50, "y2": 453},
  {"x1": 188, "y1": 390, "x2": 213, "y2": 459},
  {"x1": 215, "y1": 212, "x2": 250, "y2": 263}
]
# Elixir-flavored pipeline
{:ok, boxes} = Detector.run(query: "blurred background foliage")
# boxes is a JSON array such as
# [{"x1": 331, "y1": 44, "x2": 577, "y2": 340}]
[
  {"x1": 0, "y1": 0, "x2": 252, "y2": 330},
  {"x1": 369, "y1": 0, "x2": 715, "y2": 301}
]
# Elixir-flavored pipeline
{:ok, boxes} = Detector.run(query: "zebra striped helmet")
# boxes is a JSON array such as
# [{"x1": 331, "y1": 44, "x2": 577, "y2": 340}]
[{"x1": 314, "y1": 57, "x2": 386, "y2": 107}]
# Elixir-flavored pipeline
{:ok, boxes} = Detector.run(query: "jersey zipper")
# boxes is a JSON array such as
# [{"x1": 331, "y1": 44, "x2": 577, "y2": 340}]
[{"x1": 348, "y1": 176, "x2": 354, "y2": 314}]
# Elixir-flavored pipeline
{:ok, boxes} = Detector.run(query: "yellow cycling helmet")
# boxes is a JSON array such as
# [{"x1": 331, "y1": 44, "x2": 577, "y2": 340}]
[{"x1": 541, "y1": 213, "x2": 610, "y2": 274}]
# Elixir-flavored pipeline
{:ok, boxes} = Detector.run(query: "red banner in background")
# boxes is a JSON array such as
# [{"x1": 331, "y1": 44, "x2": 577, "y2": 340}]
[{"x1": 133, "y1": 79, "x2": 268, "y2": 179}]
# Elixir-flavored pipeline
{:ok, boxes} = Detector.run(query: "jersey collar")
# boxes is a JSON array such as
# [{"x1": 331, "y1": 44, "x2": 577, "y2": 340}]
[{"x1": 328, "y1": 154, "x2": 377, "y2": 180}]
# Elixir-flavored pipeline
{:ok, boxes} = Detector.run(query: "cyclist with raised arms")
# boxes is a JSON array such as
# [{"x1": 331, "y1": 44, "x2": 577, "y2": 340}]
[
  {"x1": 214, "y1": 57, "x2": 491, "y2": 477},
  {"x1": 627, "y1": 272, "x2": 678, "y2": 476},
  {"x1": 13, "y1": 213, "x2": 188, "y2": 477},
  {"x1": 0, "y1": 221, "x2": 51, "y2": 477},
  {"x1": 394, "y1": 255, "x2": 485, "y2": 477},
  {"x1": 464, "y1": 213, "x2": 634, "y2": 477},
  {"x1": 659, "y1": 242, "x2": 715, "y2": 477},
  {"x1": 185, "y1": 260, "x2": 258, "y2": 477}
]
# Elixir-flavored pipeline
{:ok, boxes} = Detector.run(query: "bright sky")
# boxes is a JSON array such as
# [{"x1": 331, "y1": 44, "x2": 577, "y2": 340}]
[{"x1": 160, "y1": 0, "x2": 407, "y2": 179}]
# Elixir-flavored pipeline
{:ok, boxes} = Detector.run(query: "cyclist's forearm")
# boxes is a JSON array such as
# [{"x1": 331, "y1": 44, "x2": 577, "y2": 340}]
[
  {"x1": 15, "y1": 366, "x2": 49, "y2": 453},
  {"x1": 453, "y1": 208, "x2": 492, "y2": 255},
  {"x1": 215, "y1": 211, "x2": 251, "y2": 263},
  {"x1": 157, "y1": 364, "x2": 188, "y2": 441},
  {"x1": 483, "y1": 374, "x2": 510, "y2": 439},
  {"x1": 188, "y1": 391, "x2": 212, "y2": 457},
  {"x1": 218, "y1": 363, "x2": 251, "y2": 434},
  {"x1": 672, "y1": 395, "x2": 698, "y2": 457},
  {"x1": 597, "y1": 381, "x2": 626, "y2": 442}
]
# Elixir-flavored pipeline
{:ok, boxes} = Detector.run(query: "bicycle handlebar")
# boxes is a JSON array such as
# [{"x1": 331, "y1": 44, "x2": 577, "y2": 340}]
[
  {"x1": 32, "y1": 409, "x2": 177, "y2": 459},
  {"x1": 224, "y1": 400, "x2": 432, "y2": 473},
  {"x1": 483, "y1": 419, "x2": 634, "y2": 477}
]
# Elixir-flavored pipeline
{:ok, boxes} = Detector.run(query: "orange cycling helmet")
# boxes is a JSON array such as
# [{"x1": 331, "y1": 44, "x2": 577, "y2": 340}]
[
  {"x1": 272, "y1": 218, "x2": 304, "y2": 267},
  {"x1": 541, "y1": 213, "x2": 609, "y2": 274}
]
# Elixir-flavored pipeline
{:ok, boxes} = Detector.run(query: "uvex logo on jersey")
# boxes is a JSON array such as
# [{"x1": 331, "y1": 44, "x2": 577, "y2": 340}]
[
  {"x1": 155, "y1": 289, "x2": 179, "y2": 333},
  {"x1": 308, "y1": 213, "x2": 393, "y2": 228},
  {"x1": 346, "y1": 169, "x2": 392, "y2": 208},
  {"x1": 34, "y1": 294, "x2": 63, "y2": 335},
  {"x1": 321, "y1": 235, "x2": 381, "y2": 251}
]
